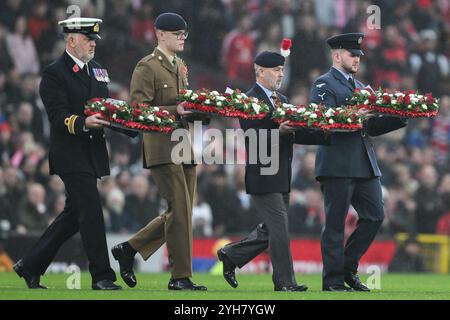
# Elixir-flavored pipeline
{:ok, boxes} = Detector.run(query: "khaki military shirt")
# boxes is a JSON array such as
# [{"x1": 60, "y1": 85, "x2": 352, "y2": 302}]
[{"x1": 130, "y1": 47, "x2": 194, "y2": 167}]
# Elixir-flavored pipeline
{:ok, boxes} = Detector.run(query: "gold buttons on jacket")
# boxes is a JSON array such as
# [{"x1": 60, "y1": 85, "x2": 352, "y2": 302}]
[{"x1": 164, "y1": 84, "x2": 168, "y2": 88}]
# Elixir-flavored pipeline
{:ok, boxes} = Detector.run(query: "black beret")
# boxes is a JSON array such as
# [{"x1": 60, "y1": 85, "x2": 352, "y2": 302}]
[
  {"x1": 327, "y1": 32, "x2": 365, "y2": 56},
  {"x1": 155, "y1": 12, "x2": 187, "y2": 31},
  {"x1": 254, "y1": 51, "x2": 285, "y2": 68}
]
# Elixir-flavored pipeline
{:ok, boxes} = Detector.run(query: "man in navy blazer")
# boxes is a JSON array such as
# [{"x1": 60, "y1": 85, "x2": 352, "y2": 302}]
[
  {"x1": 310, "y1": 33, "x2": 408, "y2": 291},
  {"x1": 217, "y1": 51, "x2": 330, "y2": 291},
  {"x1": 12, "y1": 17, "x2": 132, "y2": 291}
]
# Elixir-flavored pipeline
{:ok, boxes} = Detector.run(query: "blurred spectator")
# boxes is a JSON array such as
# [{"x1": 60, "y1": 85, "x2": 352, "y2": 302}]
[
  {"x1": 130, "y1": 1, "x2": 156, "y2": 53},
  {"x1": 27, "y1": 0, "x2": 50, "y2": 44},
  {"x1": 5, "y1": 16, "x2": 40, "y2": 76},
  {"x1": 410, "y1": 29, "x2": 449, "y2": 97},
  {"x1": 388, "y1": 237, "x2": 425, "y2": 273},
  {"x1": 372, "y1": 25, "x2": 408, "y2": 88},
  {"x1": 192, "y1": 192, "x2": 213, "y2": 237},
  {"x1": 414, "y1": 164, "x2": 444, "y2": 233},
  {"x1": 200, "y1": 169, "x2": 243, "y2": 236},
  {"x1": 221, "y1": 14, "x2": 256, "y2": 86},
  {"x1": 290, "y1": 14, "x2": 327, "y2": 84},
  {"x1": 123, "y1": 175, "x2": 160, "y2": 232},
  {"x1": 288, "y1": 189, "x2": 324, "y2": 235},
  {"x1": 104, "y1": 187, "x2": 126, "y2": 233},
  {"x1": 292, "y1": 151, "x2": 318, "y2": 191},
  {"x1": 431, "y1": 95, "x2": 450, "y2": 167},
  {"x1": 0, "y1": 0, "x2": 23, "y2": 30},
  {"x1": 0, "y1": 24, "x2": 14, "y2": 73},
  {"x1": 16, "y1": 182, "x2": 48, "y2": 234}
]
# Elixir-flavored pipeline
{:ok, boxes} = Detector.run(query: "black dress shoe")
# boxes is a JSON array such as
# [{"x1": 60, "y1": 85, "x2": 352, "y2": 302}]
[
  {"x1": 168, "y1": 278, "x2": 207, "y2": 291},
  {"x1": 323, "y1": 285, "x2": 354, "y2": 292},
  {"x1": 274, "y1": 284, "x2": 308, "y2": 292},
  {"x1": 217, "y1": 249, "x2": 238, "y2": 288},
  {"x1": 13, "y1": 260, "x2": 47, "y2": 289},
  {"x1": 345, "y1": 272, "x2": 370, "y2": 292},
  {"x1": 111, "y1": 243, "x2": 137, "y2": 288},
  {"x1": 92, "y1": 280, "x2": 122, "y2": 290}
]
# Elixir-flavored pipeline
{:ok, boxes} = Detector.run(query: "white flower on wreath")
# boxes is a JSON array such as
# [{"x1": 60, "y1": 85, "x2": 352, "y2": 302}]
[
  {"x1": 210, "y1": 90, "x2": 219, "y2": 96},
  {"x1": 205, "y1": 99, "x2": 211, "y2": 105},
  {"x1": 236, "y1": 94, "x2": 242, "y2": 99},
  {"x1": 252, "y1": 103, "x2": 261, "y2": 113},
  {"x1": 139, "y1": 115, "x2": 144, "y2": 121},
  {"x1": 217, "y1": 101, "x2": 223, "y2": 107},
  {"x1": 325, "y1": 108, "x2": 335, "y2": 118},
  {"x1": 304, "y1": 111, "x2": 311, "y2": 116},
  {"x1": 421, "y1": 104, "x2": 428, "y2": 110},
  {"x1": 310, "y1": 103, "x2": 318, "y2": 109},
  {"x1": 147, "y1": 115, "x2": 155, "y2": 122},
  {"x1": 153, "y1": 107, "x2": 159, "y2": 112},
  {"x1": 297, "y1": 107, "x2": 306, "y2": 113},
  {"x1": 277, "y1": 109, "x2": 286, "y2": 116},
  {"x1": 168, "y1": 118, "x2": 174, "y2": 123},
  {"x1": 216, "y1": 96, "x2": 226, "y2": 101},
  {"x1": 347, "y1": 118, "x2": 352, "y2": 123},
  {"x1": 241, "y1": 93, "x2": 248, "y2": 99},
  {"x1": 395, "y1": 92, "x2": 405, "y2": 97},
  {"x1": 309, "y1": 113, "x2": 318, "y2": 119},
  {"x1": 112, "y1": 114, "x2": 117, "y2": 119},
  {"x1": 155, "y1": 117, "x2": 161, "y2": 123},
  {"x1": 360, "y1": 89, "x2": 371, "y2": 96},
  {"x1": 282, "y1": 103, "x2": 294, "y2": 108},
  {"x1": 328, "y1": 119, "x2": 335, "y2": 124}
]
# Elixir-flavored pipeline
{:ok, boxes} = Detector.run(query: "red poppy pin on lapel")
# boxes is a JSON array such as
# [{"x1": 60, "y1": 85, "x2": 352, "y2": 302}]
[{"x1": 73, "y1": 64, "x2": 80, "y2": 73}]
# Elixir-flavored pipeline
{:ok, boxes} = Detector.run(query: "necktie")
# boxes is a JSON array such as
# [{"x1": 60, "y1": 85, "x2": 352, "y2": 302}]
[
  {"x1": 83, "y1": 64, "x2": 90, "y2": 77},
  {"x1": 271, "y1": 91, "x2": 281, "y2": 108},
  {"x1": 348, "y1": 77, "x2": 355, "y2": 89}
]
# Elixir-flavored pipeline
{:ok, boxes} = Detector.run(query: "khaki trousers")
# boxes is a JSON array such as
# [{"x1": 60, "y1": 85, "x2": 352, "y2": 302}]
[{"x1": 128, "y1": 164, "x2": 196, "y2": 279}]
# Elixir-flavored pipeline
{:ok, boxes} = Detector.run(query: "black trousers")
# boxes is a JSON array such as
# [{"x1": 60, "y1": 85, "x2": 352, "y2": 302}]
[
  {"x1": 21, "y1": 172, "x2": 115, "y2": 283},
  {"x1": 222, "y1": 193, "x2": 297, "y2": 288},
  {"x1": 319, "y1": 177, "x2": 384, "y2": 288}
]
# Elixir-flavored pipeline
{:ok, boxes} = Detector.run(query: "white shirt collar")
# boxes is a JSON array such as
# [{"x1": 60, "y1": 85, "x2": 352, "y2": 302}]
[{"x1": 66, "y1": 50, "x2": 86, "y2": 69}]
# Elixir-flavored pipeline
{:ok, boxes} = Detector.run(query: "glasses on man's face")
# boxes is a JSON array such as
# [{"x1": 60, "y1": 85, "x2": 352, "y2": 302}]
[{"x1": 169, "y1": 31, "x2": 189, "y2": 40}]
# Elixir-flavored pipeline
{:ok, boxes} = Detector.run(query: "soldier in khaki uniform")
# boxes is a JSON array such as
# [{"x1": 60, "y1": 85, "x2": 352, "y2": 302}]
[{"x1": 111, "y1": 13, "x2": 207, "y2": 291}]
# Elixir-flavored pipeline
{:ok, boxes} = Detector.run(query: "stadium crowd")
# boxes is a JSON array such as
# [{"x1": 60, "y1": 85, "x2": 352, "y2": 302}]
[{"x1": 1, "y1": 0, "x2": 450, "y2": 240}]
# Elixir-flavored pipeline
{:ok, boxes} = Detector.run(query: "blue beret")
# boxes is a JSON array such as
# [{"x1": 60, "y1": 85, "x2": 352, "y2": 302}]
[
  {"x1": 327, "y1": 32, "x2": 365, "y2": 56},
  {"x1": 155, "y1": 13, "x2": 187, "y2": 31},
  {"x1": 254, "y1": 51, "x2": 285, "y2": 68}
]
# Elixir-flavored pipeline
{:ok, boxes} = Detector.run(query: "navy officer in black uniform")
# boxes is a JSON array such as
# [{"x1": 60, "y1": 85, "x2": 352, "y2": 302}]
[
  {"x1": 217, "y1": 51, "x2": 329, "y2": 291},
  {"x1": 310, "y1": 33, "x2": 408, "y2": 291},
  {"x1": 13, "y1": 17, "x2": 133, "y2": 290}
]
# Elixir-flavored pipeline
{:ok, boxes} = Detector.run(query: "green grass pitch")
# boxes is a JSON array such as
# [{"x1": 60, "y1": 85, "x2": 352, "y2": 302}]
[{"x1": 0, "y1": 272, "x2": 449, "y2": 300}]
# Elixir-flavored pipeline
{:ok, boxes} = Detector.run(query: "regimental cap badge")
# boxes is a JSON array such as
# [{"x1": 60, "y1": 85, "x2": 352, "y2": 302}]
[
  {"x1": 93, "y1": 23, "x2": 99, "y2": 33},
  {"x1": 358, "y1": 37, "x2": 363, "y2": 44}
]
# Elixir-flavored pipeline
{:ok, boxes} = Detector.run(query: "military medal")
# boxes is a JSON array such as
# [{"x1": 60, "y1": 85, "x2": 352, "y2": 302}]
[{"x1": 93, "y1": 68, "x2": 110, "y2": 82}]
